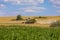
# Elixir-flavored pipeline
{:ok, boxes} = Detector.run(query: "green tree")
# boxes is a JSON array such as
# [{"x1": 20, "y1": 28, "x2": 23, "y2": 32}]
[{"x1": 16, "y1": 15, "x2": 22, "y2": 20}]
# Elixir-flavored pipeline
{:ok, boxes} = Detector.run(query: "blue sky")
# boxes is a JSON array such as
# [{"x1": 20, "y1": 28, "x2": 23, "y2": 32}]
[{"x1": 0, "y1": 0, "x2": 60, "y2": 16}]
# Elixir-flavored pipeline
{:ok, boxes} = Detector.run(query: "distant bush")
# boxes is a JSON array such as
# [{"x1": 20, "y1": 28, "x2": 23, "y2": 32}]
[
  {"x1": 50, "y1": 20, "x2": 60, "y2": 27},
  {"x1": 16, "y1": 15, "x2": 23, "y2": 20},
  {"x1": 39, "y1": 16, "x2": 42, "y2": 18},
  {"x1": 38, "y1": 16, "x2": 47, "y2": 19}
]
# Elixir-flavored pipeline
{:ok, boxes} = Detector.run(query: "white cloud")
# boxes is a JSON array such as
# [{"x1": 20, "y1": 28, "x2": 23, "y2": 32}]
[
  {"x1": 50, "y1": 0, "x2": 60, "y2": 12},
  {"x1": 4, "y1": 0, "x2": 21, "y2": 5},
  {"x1": 0, "y1": 4, "x2": 7, "y2": 8},
  {"x1": 4, "y1": 0, "x2": 8, "y2": 2},
  {"x1": 56, "y1": 10, "x2": 60, "y2": 12},
  {"x1": 24, "y1": 9, "x2": 35, "y2": 12},
  {"x1": 19, "y1": 6, "x2": 46, "y2": 13},
  {"x1": 21, "y1": 6, "x2": 46, "y2": 10},
  {"x1": 3, "y1": 0, "x2": 44, "y2": 5},
  {"x1": 50, "y1": 0, "x2": 60, "y2": 4},
  {"x1": 38, "y1": 0, "x2": 44, "y2": 3},
  {"x1": 53, "y1": 5, "x2": 60, "y2": 8}
]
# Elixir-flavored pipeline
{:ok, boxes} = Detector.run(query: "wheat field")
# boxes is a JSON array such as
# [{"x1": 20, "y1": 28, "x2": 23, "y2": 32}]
[{"x1": 0, "y1": 16, "x2": 60, "y2": 27}]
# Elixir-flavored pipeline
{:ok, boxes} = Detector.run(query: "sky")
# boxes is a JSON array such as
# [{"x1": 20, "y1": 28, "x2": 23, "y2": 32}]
[{"x1": 0, "y1": 0, "x2": 60, "y2": 16}]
